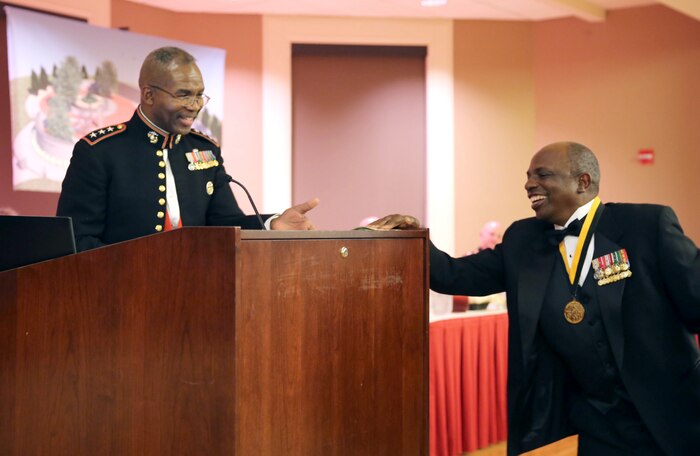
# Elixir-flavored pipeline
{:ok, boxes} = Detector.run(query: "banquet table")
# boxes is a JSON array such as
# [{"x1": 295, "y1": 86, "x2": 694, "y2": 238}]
[{"x1": 430, "y1": 311, "x2": 509, "y2": 456}]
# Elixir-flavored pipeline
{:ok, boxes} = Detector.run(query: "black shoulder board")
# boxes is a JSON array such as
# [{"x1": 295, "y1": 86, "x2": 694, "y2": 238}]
[{"x1": 81, "y1": 124, "x2": 127, "y2": 146}]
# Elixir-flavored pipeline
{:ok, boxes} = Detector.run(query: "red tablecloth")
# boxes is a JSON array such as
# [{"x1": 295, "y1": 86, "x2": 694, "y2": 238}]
[{"x1": 430, "y1": 312, "x2": 509, "y2": 456}]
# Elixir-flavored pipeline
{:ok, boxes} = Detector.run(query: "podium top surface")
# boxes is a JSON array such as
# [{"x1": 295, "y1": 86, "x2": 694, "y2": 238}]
[{"x1": 239, "y1": 228, "x2": 428, "y2": 240}]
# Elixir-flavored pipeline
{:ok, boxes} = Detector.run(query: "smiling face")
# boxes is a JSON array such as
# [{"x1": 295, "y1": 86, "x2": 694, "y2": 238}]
[
  {"x1": 525, "y1": 143, "x2": 590, "y2": 226},
  {"x1": 141, "y1": 61, "x2": 204, "y2": 135}
]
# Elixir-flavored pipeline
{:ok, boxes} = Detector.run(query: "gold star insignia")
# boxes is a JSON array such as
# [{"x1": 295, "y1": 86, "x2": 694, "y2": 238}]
[
  {"x1": 99, "y1": 129, "x2": 106, "y2": 134},
  {"x1": 107, "y1": 126, "x2": 114, "y2": 132},
  {"x1": 90, "y1": 132, "x2": 97, "y2": 138}
]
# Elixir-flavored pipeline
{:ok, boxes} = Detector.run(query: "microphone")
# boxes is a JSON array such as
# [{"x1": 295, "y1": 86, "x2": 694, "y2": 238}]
[{"x1": 224, "y1": 174, "x2": 267, "y2": 230}]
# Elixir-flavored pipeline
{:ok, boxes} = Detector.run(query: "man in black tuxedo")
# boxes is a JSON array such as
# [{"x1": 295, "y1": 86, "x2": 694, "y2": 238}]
[
  {"x1": 371, "y1": 142, "x2": 700, "y2": 455},
  {"x1": 58, "y1": 47, "x2": 318, "y2": 251}
]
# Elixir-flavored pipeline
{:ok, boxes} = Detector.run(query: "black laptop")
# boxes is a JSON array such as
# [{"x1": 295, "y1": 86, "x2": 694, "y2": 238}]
[{"x1": 0, "y1": 215, "x2": 77, "y2": 272}]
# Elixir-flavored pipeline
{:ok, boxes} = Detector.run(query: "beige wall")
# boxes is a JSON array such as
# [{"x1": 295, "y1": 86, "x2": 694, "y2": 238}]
[
  {"x1": 534, "y1": 5, "x2": 700, "y2": 241},
  {"x1": 111, "y1": 1, "x2": 264, "y2": 213},
  {"x1": 452, "y1": 21, "x2": 536, "y2": 255},
  {"x1": 452, "y1": 6, "x2": 700, "y2": 251}
]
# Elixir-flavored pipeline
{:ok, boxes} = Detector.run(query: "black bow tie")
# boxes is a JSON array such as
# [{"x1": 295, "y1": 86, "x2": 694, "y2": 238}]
[{"x1": 546, "y1": 217, "x2": 583, "y2": 246}]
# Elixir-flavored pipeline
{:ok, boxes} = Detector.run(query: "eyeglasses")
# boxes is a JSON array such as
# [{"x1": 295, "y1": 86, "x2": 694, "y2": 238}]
[{"x1": 149, "y1": 85, "x2": 210, "y2": 107}]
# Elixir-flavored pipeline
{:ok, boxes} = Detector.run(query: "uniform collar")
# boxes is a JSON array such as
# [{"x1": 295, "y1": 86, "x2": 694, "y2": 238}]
[
  {"x1": 137, "y1": 105, "x2": 169, "y2": 136},
  {"x1": 134, "y1": 106, "x2": 182, "y2": 149}
]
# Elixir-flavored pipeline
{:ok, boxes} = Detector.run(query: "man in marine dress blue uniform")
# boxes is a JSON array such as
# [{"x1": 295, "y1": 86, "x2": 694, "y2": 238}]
[
  {"x1": 58, "y1": 47, "x2": 318, "y2": 251},
  {"x1": 370, "y1": 142, "x2": 700, "y2": 455}
]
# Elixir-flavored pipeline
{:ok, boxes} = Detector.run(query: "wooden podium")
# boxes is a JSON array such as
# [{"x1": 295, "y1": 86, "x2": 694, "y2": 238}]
[{"x1": 0, "y1": 228, "x2": 428, "y2": 455}]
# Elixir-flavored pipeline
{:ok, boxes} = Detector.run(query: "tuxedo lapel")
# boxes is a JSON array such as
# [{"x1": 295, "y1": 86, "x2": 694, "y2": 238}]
[
  {"x1": 517, "y1": 230, "x2": 558, "y2": 369},
  {"x1": 592, "y1": 207, "x2": 626, "y2": 369}
]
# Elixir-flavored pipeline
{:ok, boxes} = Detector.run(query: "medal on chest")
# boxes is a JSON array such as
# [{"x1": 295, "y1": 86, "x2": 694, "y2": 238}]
[
  {"x1": 557, "y1": 197, "x2": 604, "y2": 325},
  {"x1": 564, "y1": 300, "x2": 585, "y2": 324}
]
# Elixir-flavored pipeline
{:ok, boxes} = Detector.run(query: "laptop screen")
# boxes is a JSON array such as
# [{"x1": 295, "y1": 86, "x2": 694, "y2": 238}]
[{"x1": 0, "y1": 215, "x2": 77, "y2": 272}]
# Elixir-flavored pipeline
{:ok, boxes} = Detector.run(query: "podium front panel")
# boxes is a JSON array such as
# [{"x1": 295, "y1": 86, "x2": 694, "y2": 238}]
[
  {"x1": 236, "y1": 230, "x2": 428, "y2": 455},
  {"x1": 0, "y1": 229, "x2": 239, "y2": 455}
]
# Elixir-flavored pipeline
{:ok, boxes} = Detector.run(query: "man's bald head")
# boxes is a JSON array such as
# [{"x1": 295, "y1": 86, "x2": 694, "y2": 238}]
[
  {"x1": 478, "y1": 220, "x2": 502, "y2": 250},
  {"x1": 138, "y1": 47, "x2": 196, "y2": 90},
  {"x1": 566, "y1": 142, "x2": 600, "y2": 194}
]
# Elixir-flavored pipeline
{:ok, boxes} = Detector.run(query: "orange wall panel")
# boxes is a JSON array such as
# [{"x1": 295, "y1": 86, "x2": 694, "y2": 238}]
[{"x1": 534, "y1": 5, "x2": 700, "y2": 240}]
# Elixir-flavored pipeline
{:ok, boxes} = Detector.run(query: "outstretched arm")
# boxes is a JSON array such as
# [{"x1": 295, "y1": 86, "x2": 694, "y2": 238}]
[{"x1": 271, "y1": 198, "x2": 320, "y2": 230}]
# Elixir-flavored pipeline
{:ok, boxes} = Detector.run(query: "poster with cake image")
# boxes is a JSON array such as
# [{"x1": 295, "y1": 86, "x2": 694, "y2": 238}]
[{"x1": 5, "y1": 6, "x2": 225, "y2": 193}]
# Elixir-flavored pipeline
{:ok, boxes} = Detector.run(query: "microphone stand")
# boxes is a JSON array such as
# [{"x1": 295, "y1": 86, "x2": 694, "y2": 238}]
[{"x1": 226, "y1": 175, "x2": 267, "y2": 230}]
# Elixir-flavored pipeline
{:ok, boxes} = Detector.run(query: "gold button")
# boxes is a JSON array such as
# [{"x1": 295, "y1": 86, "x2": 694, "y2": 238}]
[
  {"x1": 158, "y1": 173, "x2": 165, "y2": 179},
  {"x1": 159, "y1": 161, "x2": 165, "y2": 168},
  {"x1": 159, "y1": 185, "x2": 166, "y2": 192},
  {"x1": 159, "y1": 198, "x2": 166, "y2": 205},
  {"x1": 156, "y1": 150, "x2": 163, "y2": 157},
  {"x1": 155, "y1": 225, "x2": 163, "y2": 232},
  {"x1": 157, "y1": 211, "x2": 165, "y2": 218}
]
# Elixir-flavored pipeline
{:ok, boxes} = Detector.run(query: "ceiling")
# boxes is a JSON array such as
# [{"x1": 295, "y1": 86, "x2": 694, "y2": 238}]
[{"x1": 124, "y1": 0, "x2": 699, "y2": 23}]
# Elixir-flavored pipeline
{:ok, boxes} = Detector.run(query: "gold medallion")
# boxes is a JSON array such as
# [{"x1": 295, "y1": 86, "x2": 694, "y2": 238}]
[
  {"x1": 206, "y1": 181, "x2": 214, "y2": 195},
  {"x1": 564, "y1": 300, "x2": 585, "y2": 324}
]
